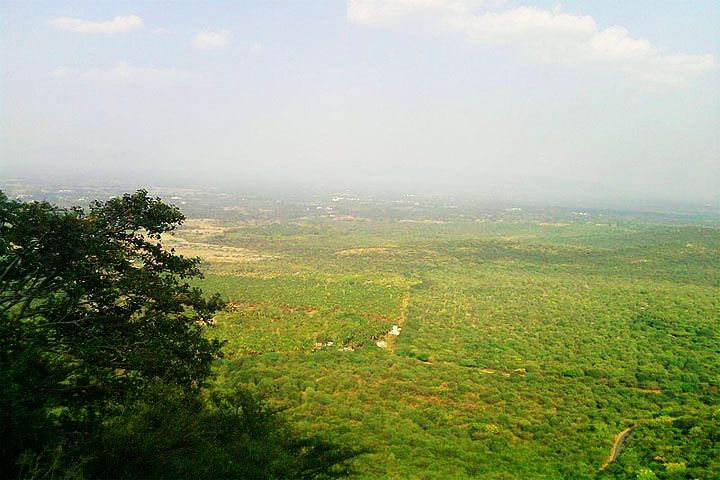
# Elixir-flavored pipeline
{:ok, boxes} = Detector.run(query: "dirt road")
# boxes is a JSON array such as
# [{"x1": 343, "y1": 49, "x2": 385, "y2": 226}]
[{"x1": 600, "y1": 426, "x2": 633, "y2": 470}]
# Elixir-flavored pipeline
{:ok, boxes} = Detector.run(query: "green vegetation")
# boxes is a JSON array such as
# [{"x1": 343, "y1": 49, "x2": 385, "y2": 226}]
[
  {"x1": 600, "y1": 406, "x2": 719, "y2": 479},
  {"x1": 2, "y1": 189, "x2": 718, "y2": 478},
  {"x1": 177, "y1": 205, "x2": 718, "y2": 479}
]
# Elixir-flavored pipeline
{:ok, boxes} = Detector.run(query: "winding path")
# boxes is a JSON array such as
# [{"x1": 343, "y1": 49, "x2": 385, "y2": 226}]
[{"x1": 600, "y1": 426, "x2": 633, "y2": 470}]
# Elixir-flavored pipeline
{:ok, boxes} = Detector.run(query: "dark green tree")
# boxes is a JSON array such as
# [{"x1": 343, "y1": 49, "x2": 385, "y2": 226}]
[{"x1": 0, "y1": 190, "x2": 224, "y2": 475}]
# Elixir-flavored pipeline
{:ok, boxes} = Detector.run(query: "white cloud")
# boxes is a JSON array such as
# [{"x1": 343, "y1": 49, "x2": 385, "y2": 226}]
[
  {"x1": 151, "y1": 27, "x2": 169, "y2": 35},
  {"x1": 443, "y1": 7, "x2": 596, "y2": 44},
  {"x1": 348, "y1": 1, "x2": 715, "y2": 84},
  {"x1": 51, "y1": 62, "x2": 194, "y2": 87},
  {"x1": 49, "y1": 15, "x2": 143, "y2": 34},
  {"x1": 347, "y1": 0, "x2": 499, "y2": 26},
  {"x1": 192, "y1": 30, "x2": 230, "y2": 50}
]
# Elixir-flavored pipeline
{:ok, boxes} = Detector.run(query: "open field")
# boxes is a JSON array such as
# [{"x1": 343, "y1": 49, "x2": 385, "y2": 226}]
[{"x1": 179, "y1": 207, "x2": 720, "y2": 479}]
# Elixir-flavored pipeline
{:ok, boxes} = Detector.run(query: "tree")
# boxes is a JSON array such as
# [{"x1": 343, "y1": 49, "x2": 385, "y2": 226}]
[
  {"x1": 0, "y1": 190, "x2": 357, "y2": 478},
  {"x1": 0, "y1": 190, "x2": 224, "y2": 475}
]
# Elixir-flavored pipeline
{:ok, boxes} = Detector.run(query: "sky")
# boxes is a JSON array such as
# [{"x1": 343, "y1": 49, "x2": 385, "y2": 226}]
[{"x1": 1, "y1": 1, "x2": 719, "y2": 203}]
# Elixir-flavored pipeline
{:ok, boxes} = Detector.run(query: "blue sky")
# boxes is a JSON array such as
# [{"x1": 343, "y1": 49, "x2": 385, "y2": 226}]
[{"x1": 2, "y1": 1, "x2": 718, "y2": 201}]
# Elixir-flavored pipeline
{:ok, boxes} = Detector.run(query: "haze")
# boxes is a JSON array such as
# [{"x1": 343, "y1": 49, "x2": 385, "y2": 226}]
[{"x1": 1, "y1": 1, "x2": 719, "y2": 203}]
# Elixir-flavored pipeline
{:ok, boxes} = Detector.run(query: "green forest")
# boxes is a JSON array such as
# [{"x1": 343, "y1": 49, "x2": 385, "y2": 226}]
[{"x1": 2, "y1": 190, "x2": 718, "y2": 479}]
